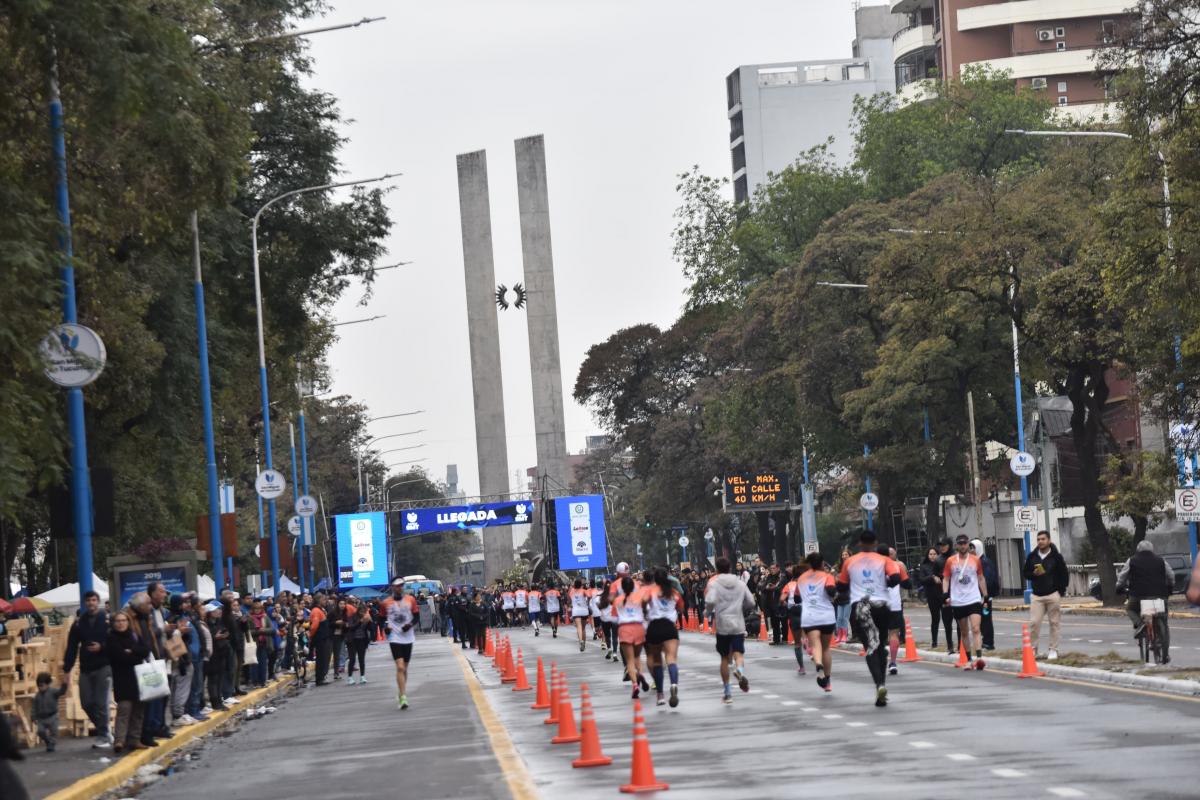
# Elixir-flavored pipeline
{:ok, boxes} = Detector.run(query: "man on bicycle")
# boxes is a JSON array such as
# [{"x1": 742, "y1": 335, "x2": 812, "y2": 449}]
[{"x1": 1116, "y1": 540, "x2": 1175, "y2": 663}]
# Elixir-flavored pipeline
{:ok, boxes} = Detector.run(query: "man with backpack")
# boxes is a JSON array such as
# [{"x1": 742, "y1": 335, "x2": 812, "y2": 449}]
[{"x1": 62, "y1": 590, "x2": 112, "y2": 748}]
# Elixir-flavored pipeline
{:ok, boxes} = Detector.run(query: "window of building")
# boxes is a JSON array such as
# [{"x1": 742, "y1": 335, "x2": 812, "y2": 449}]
[
  {"x1": 729, "y1": 112, "x2": 743, "y2": 142},
  {"x1": 726, "y1": 71, "x2": 741, "y2": 110},
  {"x1": 1101, "y1": 19, "x2": 1115, "y2": 43},
  {"x1": 734, "y1": 175, "x2": 749, "y2": 205},
  {"x1": 1057, "y1": 96, "x2": 1069, "y2": 106},
  {"x1": 731, "y1": 142, "x2": 746, "y2": 173},
  {"x1": 1055, "y1": 26, "x2": 1065, "y2": 37},
  {"x1": 1058, "y1": 81, "x2": 1068, "y2": 93}
]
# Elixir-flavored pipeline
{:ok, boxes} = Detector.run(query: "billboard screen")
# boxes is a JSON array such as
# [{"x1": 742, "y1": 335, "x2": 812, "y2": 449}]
[
  {"x1": 723, "y1": 472, "x2": 789, "y2": 509},
  {"x1": 553, "y1": 495, "x2": 608, "y2": 571},
  {"x1": 398, "y1": 499, "x2": 532, "y2": 535},
  {"x1": 334, "y1": 512, "x2": 389, "y2": 588}
]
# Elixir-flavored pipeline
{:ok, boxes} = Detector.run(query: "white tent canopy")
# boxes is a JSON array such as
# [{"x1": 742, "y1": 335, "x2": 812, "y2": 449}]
[
  {"x1": 34, "y1": 573, "x2": 111, "y2": 608},
  {"x1": 257, "y1": 575, "x2": 301, "y2": 598}
]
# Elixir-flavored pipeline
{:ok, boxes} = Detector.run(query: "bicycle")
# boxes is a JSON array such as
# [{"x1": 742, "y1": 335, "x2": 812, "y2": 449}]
[{"x1": 1136, "y1": 597, "x2": 1170, "y2": 665}]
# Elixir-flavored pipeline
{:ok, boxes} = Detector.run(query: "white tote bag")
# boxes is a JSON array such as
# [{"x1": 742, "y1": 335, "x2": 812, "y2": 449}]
[{"x1": 135, "y1": 658, "x2": 171, "y2": 702}]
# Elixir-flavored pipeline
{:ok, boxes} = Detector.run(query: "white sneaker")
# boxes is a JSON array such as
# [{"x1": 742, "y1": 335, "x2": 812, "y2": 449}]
[
  {"x1": 202, "y1": 706, "x2": 214, "y2": 715},
  {"x1": 1047, "y1": 649, "x2": 1058, "y2": 661},
  {"x1": 92, "y1": 737, "x2": 111, "y2": 749},
  {"x1": 180, "y1": 714, "x2": 198, "y2": 725},
  {"x1": 223, "y1": 696, "x2": 240, "y2": 704},
  {"x1": 347, "y1": 676, "x2": 357, "y2": 685},
  {"x1": 359, "y1": 676, "x2": 367, "y2": 684}
]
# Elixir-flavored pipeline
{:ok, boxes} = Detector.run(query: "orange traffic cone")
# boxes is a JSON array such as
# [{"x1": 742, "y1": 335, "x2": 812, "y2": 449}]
[
  {"x1": 484, "y1": 629, "x2": 495, "y2": 657},
  {"x1": 900, "y1": 617, "x2": 920, "y2": 663},
  {"x1": 758, "y1": 615, "x2": 768, "y2": 642},
  {"x1": 512, "y1": 649, "x2": 532, "y2": 691},
  {"x1": 501, "y1": 638, "x2": 517, "y2": 683},
  {"x1": 1017, "y1": 623, "x2": 1045, "y2": 678},
  {"x1": 496, "y1": 637, "x2": 508, "y2": 672},
  {"x1": 619, "y1": 700, "x2": 669, "y2": 793},
  {"x1": 955, "y1": 638, "x2": 969, "y2": 668},
  {"x1": 551, "y1": 680, "x2": 581, "y2": 744},
  {"x1": 531, "y1": 657, "x2": 551, "y2": 709},
  {"x1": 572, "y1": 683, "x2": 613, "y2": 768},
  {"x1": 544, "y1": 670, "x2": 562, "y2": 725}
]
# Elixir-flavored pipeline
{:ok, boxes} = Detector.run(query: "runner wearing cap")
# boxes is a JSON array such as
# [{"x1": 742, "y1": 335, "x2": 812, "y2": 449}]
[
  {"x1": 381, "y1": 578, "x2": 420, "y2": 709},
  {"x1": 944, "y1": 534, "x2": 988, "y2": 670}
]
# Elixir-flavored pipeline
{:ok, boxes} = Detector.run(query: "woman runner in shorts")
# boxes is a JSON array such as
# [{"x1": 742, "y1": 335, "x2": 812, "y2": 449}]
[
  {"x1": 614, "y1": 576, "x2": 650, "y2": 699},
  {"x1": 599, "y1": 582, "x2": 619, "y2": 661},
  {"x1": 569, "y1": 579, "x2": 591, "y2": 652},
  {"x1": 799, "y1": 552, "x2": 838, "y2": 692},
  {"x1": 780, "y1": 562, "x2": 809, "y2": 675},
  {"x1": 589, "y1": 579, "x2": 606, "y2": 649},
  {"x1": 642, "y1": 566, "x2": 684, "y2": 707}
]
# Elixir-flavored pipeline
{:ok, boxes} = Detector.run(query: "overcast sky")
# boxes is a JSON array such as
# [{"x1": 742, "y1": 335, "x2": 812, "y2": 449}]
[{"x1": 307, "y1": 0, "x2": 863, "y2": 497}]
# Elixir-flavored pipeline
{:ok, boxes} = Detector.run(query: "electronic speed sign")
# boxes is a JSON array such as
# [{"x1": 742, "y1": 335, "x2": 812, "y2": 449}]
[{"x1": 723, "y1": 472, "x2": 789, "y2": 510}]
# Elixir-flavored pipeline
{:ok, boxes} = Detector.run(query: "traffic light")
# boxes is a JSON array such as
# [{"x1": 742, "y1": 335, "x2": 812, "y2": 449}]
[{"x1": 644, "y1": 516, "x2": 653, "y2": 529}]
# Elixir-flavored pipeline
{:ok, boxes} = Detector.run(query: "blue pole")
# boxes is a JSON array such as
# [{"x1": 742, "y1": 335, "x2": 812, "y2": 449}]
[
  {"x1": 1174, "y1": 337, "x2": 1199, "y2": 563},
  {"x1": 864, "y1": 444, "x2": 873, "y2": 531},
  {"x1": 49, "y1": 63, "x2": 94, "y2": 608},
  {"x1": 289, "y1": 423, "x2": 303, "y2": 592},
  {"x1": 298, "y1": 398, "x2": 314, "y2": 591},
  {"x1": 191, "y1": 213, "x2": 224, "y2": 590},
  {"x1": 258, "y1": 366, "x2": 281, "y2": 591},
  {"x1": 923, "y1": 407, "x2": 931, "y2": 443},
  {"x1": 256, "y1": 453, "x2": 266, "y2": 592},
  {"x1": 1012, "y1": 311, "x2": 1032, "y2": 603}
]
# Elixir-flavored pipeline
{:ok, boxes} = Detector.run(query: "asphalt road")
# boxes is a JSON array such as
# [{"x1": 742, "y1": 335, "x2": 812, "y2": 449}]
[{"x1": 125, "y1": 624, "x2": 1200, "y2": 800}]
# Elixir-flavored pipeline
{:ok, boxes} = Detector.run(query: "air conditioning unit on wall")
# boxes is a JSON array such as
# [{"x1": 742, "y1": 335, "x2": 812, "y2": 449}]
[{"x1": 1037, "y1": 29, "x2": 1054, "y2": 42}]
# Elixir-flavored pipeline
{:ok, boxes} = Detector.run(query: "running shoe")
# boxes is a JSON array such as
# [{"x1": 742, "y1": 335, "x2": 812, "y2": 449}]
[
  {"x1": 656, "y1": 692, "x2": 666, "y2": 706},
  {"x1": 888, "y1": 662, "x2": 898, "y2": 676},
  {"x1": 623, "y1": 672, "x2": 631, "y2": 682},
  {"x1": 823, "y1": 678, "x2": 832, "y2": 694},
  {"x1": 737, "y1": 672, "x2": 750, "y2": 693},
  {"x1": 631, "y1": 685, "x2": 640, "y2": 700},
  {"x1": 796, "y1": 665, "x2": 806, "y2": 675},
  {"x1": 722, "y1": 693, "x2": 733, "y2": 705},
  {"x1": 579, "y1": 641, "x2": 585, "y2": 652},
  {"x1": 535, "y1": 628, "x2": 540, "y2": 637},
  {"x1": 816, "y1": 674, "x2": 828, "y2": 690},
  {"x1": 669, "y1": 685, "x2": 679, "y2": 708},
  {"x1": 974, "y1": 658, "x2": 986, "y2": 671},
  {"x1": 875, "y1": 686, "x2": 888, "y2": 707},
  {"x1": 552, "y1": 630, "x2": 557, "y2": 638},
  {"x1": 347, "y1": 676, "x2": 357, "y2": 685},
  {"x1": 638, "y1": 673, "x2": 650, "y2": 692}
]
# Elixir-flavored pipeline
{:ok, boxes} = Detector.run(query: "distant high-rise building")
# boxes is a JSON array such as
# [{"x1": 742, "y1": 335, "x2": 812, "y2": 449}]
[
  {"x1": 891, "y1": 0, "x2": 1135, "y2": 118},
  {"x1": 726, "y1": 4, "x2": 906, "y2": 203}
]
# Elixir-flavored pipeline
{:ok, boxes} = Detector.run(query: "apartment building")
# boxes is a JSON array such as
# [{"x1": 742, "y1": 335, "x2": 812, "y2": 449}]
[{"x1": 891, "y1": 0, "x2": 1136, "y2": 116}]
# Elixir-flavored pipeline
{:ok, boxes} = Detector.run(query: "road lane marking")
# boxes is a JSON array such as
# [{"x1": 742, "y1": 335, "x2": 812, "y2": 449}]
[
  {"x1": 803, "y1": 707, "x2": 818, "y2": 712},
  {"x1": 763, "y1": 694, "x2": 780, "y2": 699},
  {"x1": 451, "y1": 643, "x2": 538, "y2": 800},
  {"x1": 874, "y1": 730, "x2": 898, "y2": 736},
  {"x1": 909, "y1": 741, "x2": 938, "y2": 749},
  {"x1": 1047, "y1": 788, "x2": 1086, "y2": 797},
  {"x1": 846, "y1": 721, "x2": 867, "y2": 727},
  {"x1": 947, "y1": 753, "x2": 976, "y2": 761},
  {"x1": 781, "y1": 701, "x2": 800, "y2": 706},
  {"x1": 993, "y1": 768, "x2": 1027, "y2": 778},
  {"x1": 822, "y1": 713, "x2": 843, "y2": 719}
]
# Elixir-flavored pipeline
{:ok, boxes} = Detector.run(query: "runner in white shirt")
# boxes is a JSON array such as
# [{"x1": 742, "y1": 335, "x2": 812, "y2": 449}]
[
  {"x1": 514, "y1": 586, "x2": 528, "y2": 627},
  {"x1": 568, "y1": 580, "x2": 591, "y2": 652},
  {"x1": 381, "y1": 578, "x2": 420, "y2": 710},
  {"x1": 527, "y1": 587, "x2": 543, "y2": 636},
  {"x1": 943, "y1": 535, "x2": 988, "y2": 670},
  {"x1": 798, "y1": 553, "x2": 838, "y2": 691},
  {"x1": 881, "y1": 545, "x2": 912, "y2": 676},
  {"x1": 613, "y1": 577, "x2": 650, "y2": 699},
  {"x1": 544, "y1": 585, "x2": 562, "y2": 638},
  {"x1": 599, "y1": 581, "x2": 619, "y2": 661},
  {"x1": 500, "y1": 588, "x2": 515, "y2": 627},
  {"x1": 589, "y1": 580, "x2": 605, "y2": 651},
  {"x1": 642, "y1": 567, "x2": 684, "y2": 707}
]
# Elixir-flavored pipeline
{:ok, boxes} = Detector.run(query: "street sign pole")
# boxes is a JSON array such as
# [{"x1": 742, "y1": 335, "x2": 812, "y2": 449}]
[
  {"x1": 863, "y1": 444, "x2": 873, "y2": 532},
  {"x1": 289, "y1": 423, "x2": 304, "y2": 592}
]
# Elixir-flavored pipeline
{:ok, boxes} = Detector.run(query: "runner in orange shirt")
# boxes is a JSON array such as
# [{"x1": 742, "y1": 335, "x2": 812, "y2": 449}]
[
  {"x1": 642, "y1": 567, "x2": 685, "y2": 707},
  {"x1": 799, "y1": 553, "x2": 838, "y2": 692},
  {"x1": 943, "y1": 534, "x2": 989, "y2": 670},
  {"x1": 613, "y1": 576, "x2": 650, "y2": 699},
  {"x1": 881, "y1": 545, "x2": 912, "y2": 675},
  {"x1": 836, "y1": 530, "x2": 901, "y2": 707}
]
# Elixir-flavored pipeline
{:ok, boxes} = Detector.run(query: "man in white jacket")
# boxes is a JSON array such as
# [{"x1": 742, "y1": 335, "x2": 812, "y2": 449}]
[{"x1": 705, "y1": 556, "x2": 757, "y2": 704}]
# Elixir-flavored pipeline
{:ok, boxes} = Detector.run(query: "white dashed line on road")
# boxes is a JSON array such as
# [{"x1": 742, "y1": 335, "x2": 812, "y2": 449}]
[
  {"x1": 909, "y1": 741, "x2": 938, "y2": 749},
  {"x1": 947, "y1": 753, "x2": 976, "y2": 761},
  {"x1": 780, "y1": 701, "x2": 800, "y2": 706},
  {"x1": 1088, "y1": 639, "x2": 1103, "y2": 643},
  {"x1": 803, "y1": 707, "x2": 818, "y2": 712},
  {"x1": 822, "y1": 713, "x2": 843, "y2": 719},
  {"x1": 763, "y1": 694, "x2": 780, "y2": 699},
  {"x1": 1046, "y1": 788, "x2": 1086, "y2": 798},
  {"x1": 993, "y1": 768, "x2": 1028, "y2": 778},
  {"x1": 874, "y1": 730, "x2": 898, "y2": 737},
  {"x1": 846, "y1": 721, "x2": 867, "y2": 727}
]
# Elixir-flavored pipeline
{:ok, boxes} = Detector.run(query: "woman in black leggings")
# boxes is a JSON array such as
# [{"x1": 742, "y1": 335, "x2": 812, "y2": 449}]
[
  {"x1": 344, "y1": 604, "x2": 371, "y2": 684},
  {"x1": 919, "y1": 547, "x2": 954, "y2": 652}
]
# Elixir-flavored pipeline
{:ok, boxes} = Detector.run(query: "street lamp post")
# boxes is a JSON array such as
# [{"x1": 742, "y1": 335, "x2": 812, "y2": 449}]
[
  {"x1": 251, "y1": 175, "x2": 396, "y2": 591},
  {"x1": 357, "y1": 411, "x2": 425, "y2": 504},
  {"x1": 289, "y1": 422, "x2": 304, "y2": 592}
]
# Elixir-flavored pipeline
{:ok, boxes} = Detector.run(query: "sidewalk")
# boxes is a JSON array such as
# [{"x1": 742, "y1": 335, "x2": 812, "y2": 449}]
[
  {"x1": 13, "y1": 677, "x2": 292, "y2": 800},
  {"x1": 991, "y1": 596, "x2": 1200, "y2": 619}
]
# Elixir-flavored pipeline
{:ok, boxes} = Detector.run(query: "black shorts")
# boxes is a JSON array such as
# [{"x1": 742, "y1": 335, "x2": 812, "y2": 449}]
[
  {"x1": 645, "y1": 618, "x2": 679, "y2": 644},
  {"x1": 888, "y1": 611, "x2": 905, "y2": 630},
  {"x1": 952, "y1": 603, "x2": 983, "y2": 620},
  {"x1": 802, "y1": 624, "x2": 836, "y2": 636},
  {"x1": 389, "y1": 642, "x2": 414, "y2": 663},
  {"x1": 715, "y1": 634, "x2": 745, "y2": 657}
]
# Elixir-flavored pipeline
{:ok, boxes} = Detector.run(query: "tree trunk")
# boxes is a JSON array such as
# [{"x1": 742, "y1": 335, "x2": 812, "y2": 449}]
[
  {"x1": 1068, "y1": 363, "x2": 1118, "y2": 605},
  {"x1": 925, "y1": 490, "x2": 942, "y2": 543},
  {"x1": 1132, "y1": 515, "x2": 1149, "y2": 545},
  {"x1": 24, "y1": 525, "x2": 37, "y2": 595},
  {"x1": 756, "y1": 511, "x2": 772, "y2": 565}
]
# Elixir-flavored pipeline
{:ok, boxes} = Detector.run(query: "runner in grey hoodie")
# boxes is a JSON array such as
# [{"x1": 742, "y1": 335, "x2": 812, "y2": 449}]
[{"x1": 704, "y1": 556, "x2": 757, "y2": 704}]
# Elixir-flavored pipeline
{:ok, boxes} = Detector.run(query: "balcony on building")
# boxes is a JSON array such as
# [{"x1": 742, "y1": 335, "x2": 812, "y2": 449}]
[{"x1": 956, "y1": 0, "x2": 1135, "y2": 32}]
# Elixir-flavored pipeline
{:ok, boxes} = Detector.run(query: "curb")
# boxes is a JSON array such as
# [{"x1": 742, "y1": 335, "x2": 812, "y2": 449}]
[
  {"x1": 44, "y1": 675, "x2": 295, "y2": 800},
  {"x1": 993, "y1": 605, "x2": 1200, "y2": 620},
  {"x1": 839, "y1": 645, "x2": 1200, "y2": 698}
]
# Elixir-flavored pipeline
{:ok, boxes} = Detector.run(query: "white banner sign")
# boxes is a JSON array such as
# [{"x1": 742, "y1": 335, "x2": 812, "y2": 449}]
[
  {"x1": 255, "y1": 469, "x2": 286, "y2": 500},
  {"x1": 1013, "y1": 505, "x2": 1038, "y2": 531},
  {"x1": 1176, "y1": 488, "x2": 1200, "y2": 522}
]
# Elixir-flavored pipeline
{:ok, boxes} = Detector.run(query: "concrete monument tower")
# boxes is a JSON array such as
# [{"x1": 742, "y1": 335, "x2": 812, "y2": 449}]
[
  {"x1": 456, "y1": 150, "x2": 513, "y2": 581},
  {"x1": 514, "y1": 135, "x2": 570, "y2": 492}
]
